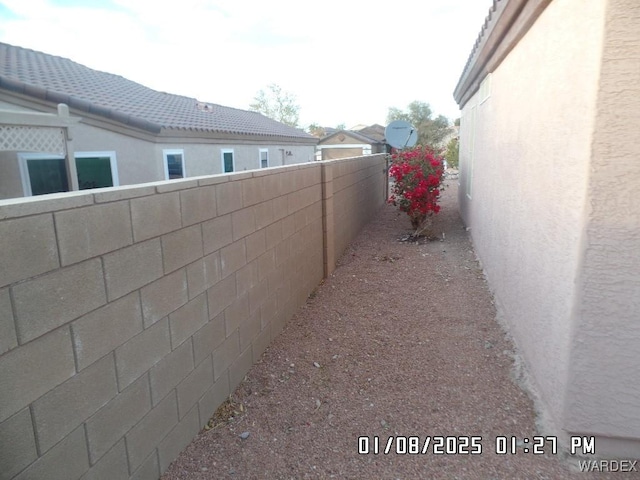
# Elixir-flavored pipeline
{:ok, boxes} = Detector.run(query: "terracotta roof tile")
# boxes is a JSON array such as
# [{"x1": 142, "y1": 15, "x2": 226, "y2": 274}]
[{"x1": 0, "y1": 42, "x2": 314, "y2": 140}]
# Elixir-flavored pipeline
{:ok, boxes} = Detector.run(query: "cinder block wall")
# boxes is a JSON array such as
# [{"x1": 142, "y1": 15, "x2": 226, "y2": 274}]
[
  {"x1": 0, "y1": 154, "x2": 386, "y2": 480},
  {"x1": 322, "y1": 155, "x2": 388, "y2": 275}
]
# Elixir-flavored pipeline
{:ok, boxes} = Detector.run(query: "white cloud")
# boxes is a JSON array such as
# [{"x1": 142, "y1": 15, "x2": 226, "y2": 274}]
[{"x1": 0, "y1": 0, "x2": 493, "y2": 127}]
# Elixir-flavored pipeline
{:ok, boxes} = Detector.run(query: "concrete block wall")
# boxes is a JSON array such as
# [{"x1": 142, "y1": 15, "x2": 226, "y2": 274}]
[
  {"x1": 0, "y1": 153, "x2": 386, "y2": 480},
  {"x1": 329, "y1": 155, "x2": 388, "y2": 269}
]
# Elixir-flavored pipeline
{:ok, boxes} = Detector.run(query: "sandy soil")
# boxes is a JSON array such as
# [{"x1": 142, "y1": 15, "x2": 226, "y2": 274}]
[{"x1": 162, "y1": 181, "x2": 635, "y2": 480}]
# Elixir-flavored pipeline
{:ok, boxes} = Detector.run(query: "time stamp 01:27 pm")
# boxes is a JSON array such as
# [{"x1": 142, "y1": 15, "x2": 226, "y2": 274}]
[{"x1": 358, "y1": 435, "x2": 592, "y2": 456}]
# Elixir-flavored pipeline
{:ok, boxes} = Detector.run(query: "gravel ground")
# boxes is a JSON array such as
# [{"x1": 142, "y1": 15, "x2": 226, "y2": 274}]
[{"x1": 162, "y1": 181, "x2": 634, "y2": 480}]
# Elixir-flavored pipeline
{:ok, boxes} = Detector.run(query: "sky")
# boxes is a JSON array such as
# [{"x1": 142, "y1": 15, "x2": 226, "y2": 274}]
[{"x1": 0, "y1": 0, "x2": 492, "y2": 129}]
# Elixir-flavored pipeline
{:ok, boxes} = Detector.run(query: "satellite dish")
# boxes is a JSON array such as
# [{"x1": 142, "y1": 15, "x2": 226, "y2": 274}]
[{"x1": 385, "y1": 120, "x2": 418, "y2": 149}]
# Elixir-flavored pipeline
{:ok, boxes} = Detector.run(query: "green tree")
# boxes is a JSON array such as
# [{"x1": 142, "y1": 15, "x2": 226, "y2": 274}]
[
  {"x1": 307, "y1": 123, "x2": 326, "y2": 137},
  {"x1": 445, "y1": 137, "x2": 459, "y2": 169},
  {"x1": 335, "y1": 123, "x2": 346, "y2": 131},
  {"x1": 386, "y1": 101, "x2": 452, "y2": 147},
  {"x1": 250, "y1": 83, "x2": 300, "y2": 127}
]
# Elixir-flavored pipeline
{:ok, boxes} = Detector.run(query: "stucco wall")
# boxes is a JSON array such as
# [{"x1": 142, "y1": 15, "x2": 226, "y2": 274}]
[
  {"x1": 0, "y1": 152, "x2": 22, "y2": 199},
  {"x1": 563, "y1": 0, "x2": 640, "y2": 457},
  {"x1": 0, "y1": 99, "x2": 315, "y2": 199},
  {"x1": 69, "y1": 122, "x2": 314, "y2": 184},
  {"x1": 0, "y1": 154, "x2": 386, "y2": 479},
  {"x1": 458, "y1": 0, "x2": 607, "y2": 434},
  {"x1": 322, "y1": 147, "x2": 364, "y2": 160}
]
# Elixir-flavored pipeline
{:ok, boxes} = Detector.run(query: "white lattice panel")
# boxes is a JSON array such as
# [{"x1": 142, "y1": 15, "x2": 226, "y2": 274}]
[{"x1": 0, "y1": 125, "x2": 66, "y2": 155}]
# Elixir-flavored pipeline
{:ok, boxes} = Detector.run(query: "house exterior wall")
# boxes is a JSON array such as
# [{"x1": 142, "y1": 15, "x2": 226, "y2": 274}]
[
  {"x1": 458, "y1": 0, "x2": 640, "y2": 457},
  {"x1": 0, "y1": 151, "x2": 22, "y2": 198},
  {"x1": 458, "y1": 0, "x2": 606, "y2": 439},
  {"x1": 320, "y1": 133, "x2": 366, "y2": 146},
  {"x1": 72, "y1": 123, "x2": 160, "y2": 185},
  {"x1": 322, "y1": 147, "x2": 364, "y2": 160},
  {"x1": 0, "y1": 98, "x2": 315, "y2": 199},
  {"x1": 317, "y1": 132, "x2": 386, "y2": 161},
  {"x1": 0, "y1": 154, "x2": 387, "y2": 480},
  {"x1": 563, "y1": 0, "x2": 640, "y2": 457}
]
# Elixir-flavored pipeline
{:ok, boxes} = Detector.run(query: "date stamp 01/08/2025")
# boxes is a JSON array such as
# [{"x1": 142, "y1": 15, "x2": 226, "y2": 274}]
[{"x1": 357, "y1": 435, "x2": 639, "y2": 472}]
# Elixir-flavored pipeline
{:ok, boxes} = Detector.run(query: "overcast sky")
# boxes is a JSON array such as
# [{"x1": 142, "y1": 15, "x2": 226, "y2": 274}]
[{"x1": 0, "y1": 0, "x2": 492, "y2": 129}]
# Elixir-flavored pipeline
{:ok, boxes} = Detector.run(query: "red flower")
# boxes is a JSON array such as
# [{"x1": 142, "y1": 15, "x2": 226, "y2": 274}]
[{"x1": 388, "y1": 145, "x2": 445, "y2": 226}]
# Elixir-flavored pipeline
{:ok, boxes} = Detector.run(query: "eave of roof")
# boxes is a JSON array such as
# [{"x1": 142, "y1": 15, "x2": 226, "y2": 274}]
[
  {"x1": 453, "y1": 0, "x2": 552, "y2": 109},
  {"x1": 319, "y1": 129, "x2": 385, "y2": 145},
  {"x1": 0, "y1": 75, "x2": 162, "y2": 133},
  {"x1": 0, "y1": 42, "x2": 315, "y2": 141}
]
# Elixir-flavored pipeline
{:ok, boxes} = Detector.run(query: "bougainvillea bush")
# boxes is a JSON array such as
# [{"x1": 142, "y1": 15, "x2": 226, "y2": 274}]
[{"x1": 388, "y1": 145, "x2": 445, "y2": 235}]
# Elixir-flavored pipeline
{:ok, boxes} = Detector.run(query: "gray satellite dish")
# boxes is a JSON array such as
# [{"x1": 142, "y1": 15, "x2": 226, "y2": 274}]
[{"x1": 385, "y1": 120, "x2": 418, "y2": 149}]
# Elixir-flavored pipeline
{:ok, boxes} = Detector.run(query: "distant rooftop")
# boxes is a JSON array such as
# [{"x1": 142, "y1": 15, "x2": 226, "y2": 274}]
[{"x1": 0, "y1": 42, "x2": 314, "y2": 140}]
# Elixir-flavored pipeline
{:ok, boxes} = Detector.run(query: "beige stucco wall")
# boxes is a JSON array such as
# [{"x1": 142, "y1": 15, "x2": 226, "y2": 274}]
[
  {"x1": 563, "y1": 0, "x2": 640, "y2": 457},
  {"x1": 0, "y1": 152, "x2": 23, "y2": 199},
  {"x1": 71, "y1": 124, "x2": 315, "y2": 182},
  {"x1": 322, "y1": 147, "x2": 364, "y2": 160},
  {"x1": 458, "y1": 0, "x2": 607, "y2": 437}
]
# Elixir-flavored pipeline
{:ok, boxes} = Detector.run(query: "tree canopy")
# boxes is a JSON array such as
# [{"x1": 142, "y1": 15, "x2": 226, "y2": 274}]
[
  {"x1": 307, "y1": 123, "x2": 326, "y2": 137},
  {"x1": 250, "y1": 83, "x2": 300, "y2": 127},
  {"x1": 387, "y1": 101, "x2": 452, "y2": 148}
]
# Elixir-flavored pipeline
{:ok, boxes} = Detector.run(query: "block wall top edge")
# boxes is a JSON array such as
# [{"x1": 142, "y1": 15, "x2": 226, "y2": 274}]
[
  {"x1": 0, "y1": 156, "x2": 381, "y2": 220},
  {"x1": 320, "y1": 154, "x2": 387, "y2": 166},
  {"x1": 0, "y1": 190, "x2": 95, "y2": 220}
]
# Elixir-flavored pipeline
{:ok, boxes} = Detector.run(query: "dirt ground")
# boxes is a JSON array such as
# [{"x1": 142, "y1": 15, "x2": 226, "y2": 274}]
[{"x1": 162, "y1": 181, "x2": 635, "y2": 479}]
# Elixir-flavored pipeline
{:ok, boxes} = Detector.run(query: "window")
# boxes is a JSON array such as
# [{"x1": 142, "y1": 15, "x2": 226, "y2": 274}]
[
  {"x1": 75, "y1": 152, "x2": 119, "y2": 190},
  {"x1": 18, "y1": 151, "x2": 118, "y2": 196},
  {"x1": 259, "y1": 148, "x2": 269, "y2": 168},
  {"x1": 221, "y1": 149, "x2": 234, "y2": 173},
  {"x1": 465, "y1": 106, "x2": 476, "y2": 199},
  {"x1": 479, "y1": 73, "x2": 491, "y2": 104},
  {"x1": 163, "y1": 149, "x2": 185, "y2": 180}
]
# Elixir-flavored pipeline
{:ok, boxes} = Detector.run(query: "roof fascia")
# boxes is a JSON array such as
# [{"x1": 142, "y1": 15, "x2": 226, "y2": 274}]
[
  {"x1": 453, "y1": 0, "x2": 552, "y2": 109},
  {"x1": 0, "y1": 76, "x2": 162, "y2": 133},
  {"x1": 0, "y1": 91, "x2": 318, "y2": 146},
  {"x1": 319, "y1": 130, "x2": 382, "y2": 145},
  {"x1": 157, "y1": 129, "x2": 319, "y2": 146},
  {"x1": 0, "y1": 106, "x2": 80, "y2": 127},
  {"x1": 0, "y1": 90, "x2": 162, "y2": 142}
]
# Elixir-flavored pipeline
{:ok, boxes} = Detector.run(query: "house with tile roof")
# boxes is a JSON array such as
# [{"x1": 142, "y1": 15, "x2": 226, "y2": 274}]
[
  {"x1": 0, "y1": 42, "x2": 317, "y2": 199},
  {"x1": 315, "y1": 125, "x2": 388, "y2": 161}
]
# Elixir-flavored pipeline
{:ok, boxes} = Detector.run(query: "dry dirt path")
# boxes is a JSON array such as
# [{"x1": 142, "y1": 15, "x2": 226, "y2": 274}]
[{"x1": 162, "y1": 181, "x2": 632, "y2": 479}]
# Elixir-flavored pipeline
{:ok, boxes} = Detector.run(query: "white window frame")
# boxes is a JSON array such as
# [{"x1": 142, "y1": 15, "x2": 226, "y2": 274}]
[
  {"x1": 479, "y1": 73, "x2": 492, "y2": 104},
  {"x1": 163, "y1": 149, "x2": 185, "y2": 180},
  {"x1": 259, "y1": 148, "x2": 269, "y2": 169},
  {"x1": 221, "y1": 148, "x2": 235, "y2": 173},
  {"x1": 75, "y1": 151, "x2": 119, "y2": 187},
  {"x1": 18, "y1": 151, "x2": 118, "y2": 196},
  {"x1": 18, "y1": 153, "x2": 64, "y2": 196},
  {"x1": 466, "y1": 105, "x2": 477, "y2": 200}
]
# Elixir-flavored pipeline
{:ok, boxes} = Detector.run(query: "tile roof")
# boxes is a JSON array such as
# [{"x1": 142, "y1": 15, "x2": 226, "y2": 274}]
[
  {"x1": 0, "y1": 42, "x2": 314, "y2": 140},
  {"x1": 353, "y1": 124, "x2": 385, "y2": 143},
  {"x1": 319, "y1": 128, "x2": 386, "y2": 145}
]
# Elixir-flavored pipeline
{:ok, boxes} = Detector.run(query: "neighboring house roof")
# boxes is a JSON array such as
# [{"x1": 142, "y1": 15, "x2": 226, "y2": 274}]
[
  {"x1": 0, "y1": 42, "x2": 315, "y2": 140},
  {"x1": 353, "y1": 124, "x2": 385, "y2": 143},
  {"x1": 318, "y1": 129, "x2": 386, "y2": 146}
]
